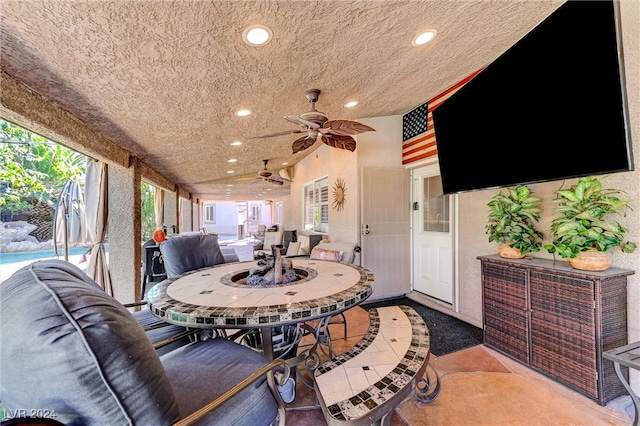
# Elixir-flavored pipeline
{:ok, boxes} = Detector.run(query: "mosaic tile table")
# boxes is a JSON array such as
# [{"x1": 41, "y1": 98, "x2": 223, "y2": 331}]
[{"x1": 147, "y1": 258, "x2": 375, "y2": 360}]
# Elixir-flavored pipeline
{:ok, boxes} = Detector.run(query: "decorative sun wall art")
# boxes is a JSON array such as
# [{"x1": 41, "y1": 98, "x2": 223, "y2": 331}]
[{"x1": 332, "y1": 178, "x2": 347, "y2": 211}]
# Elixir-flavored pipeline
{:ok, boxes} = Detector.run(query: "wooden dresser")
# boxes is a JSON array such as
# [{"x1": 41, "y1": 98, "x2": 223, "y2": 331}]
[{"x1": 478, "y1": 255, "x2": 634, "y2": 405}]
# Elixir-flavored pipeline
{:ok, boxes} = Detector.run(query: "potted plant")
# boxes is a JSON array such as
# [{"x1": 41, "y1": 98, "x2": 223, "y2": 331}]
[
  {"x1": 486, "y1": 184, "x2": 544, "y2": 258},
  {"x1": 544, "y1": 176, "x2": 636, "y2": 271}
]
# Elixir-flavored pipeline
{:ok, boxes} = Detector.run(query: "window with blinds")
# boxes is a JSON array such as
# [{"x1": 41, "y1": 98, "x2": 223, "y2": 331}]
[
  {"x1": 204, "y1": 204, "x2": 216, "y2": 223},
  {"x1": 303, "y1": 177, "x2": 329, "y2": 232}
]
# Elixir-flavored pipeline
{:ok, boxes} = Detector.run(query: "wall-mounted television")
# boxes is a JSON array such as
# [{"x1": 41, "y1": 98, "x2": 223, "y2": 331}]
[{"x1": 432, "y1": 0, "x2": 633, "y2": 195}]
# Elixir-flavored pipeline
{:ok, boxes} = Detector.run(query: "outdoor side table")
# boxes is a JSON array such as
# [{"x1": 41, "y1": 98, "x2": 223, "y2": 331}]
[{"x1": 603, "y1": 341, "x2": 639, "y2": 426}]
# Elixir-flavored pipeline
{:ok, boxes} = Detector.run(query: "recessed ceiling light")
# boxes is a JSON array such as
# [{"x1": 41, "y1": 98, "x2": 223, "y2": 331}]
[
  {"x1": 242, "y1": 25, "x2": 273, "y2": 46},
  {"x1": 226, "y1": 170, "x2": 235, "y2": 174},
  {"x1": 344, "y1": 101, "x2": 359, "y2": 108},
  {"x1": 235, "y1": 109, "x2": 252, "y2": 117},
  {"x1": 230, "y1": 141, "x2": 243, "y2": 146},
  {"x1": 412, "y1": 29, "x2": 437, "y2": 46},
  {"x1": 227, "y1": 158, "x2": 237, "y2": 163}
]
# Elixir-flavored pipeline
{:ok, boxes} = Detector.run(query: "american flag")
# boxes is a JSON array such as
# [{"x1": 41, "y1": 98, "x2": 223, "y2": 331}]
[{"x1": 402, "y1": 69, "x2": 483, "y2": 165}]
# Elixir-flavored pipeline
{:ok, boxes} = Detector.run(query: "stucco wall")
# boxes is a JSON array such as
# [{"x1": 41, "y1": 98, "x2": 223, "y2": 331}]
[
  {"x1": 107, "y1": 160, "x2": 141, "y2": 303},
  {"x1": 164, "y1": 193, "x2": 178, "y2": 234},
  {"x1": 289, "y1": 142, "x2": 359, "y2": 243}
]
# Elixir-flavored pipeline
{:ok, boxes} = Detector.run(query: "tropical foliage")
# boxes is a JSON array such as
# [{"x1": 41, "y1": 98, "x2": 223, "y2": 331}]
[
  {"x1": 141, "y1": 181, "x2": 157, "y2": 241},
  {"x1": 1, "y1": 119, "x2": 86, "y2": 215},
  {"x1": 486, "y1": 184, "x2": 544, "y2": 255},
  {"x1": 544, "y1": 176, "x2": 636, "y2": 258}
]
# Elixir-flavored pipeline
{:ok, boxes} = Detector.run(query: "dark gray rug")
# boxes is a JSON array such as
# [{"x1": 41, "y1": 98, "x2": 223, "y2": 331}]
[{"x1": 361, "y1": 297, "x2": 484, "y2": 356}]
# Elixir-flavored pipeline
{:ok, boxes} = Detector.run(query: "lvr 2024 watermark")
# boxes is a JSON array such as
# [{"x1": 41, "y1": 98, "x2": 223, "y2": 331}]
[{"x1": 1, "y1": 408, "x2": 57, "y2": 421}]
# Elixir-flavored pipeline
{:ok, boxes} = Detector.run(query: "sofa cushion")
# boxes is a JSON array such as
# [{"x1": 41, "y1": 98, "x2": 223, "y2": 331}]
[
  {"x1": 0, "y1": 259, "x2": 180, "y2": 425},
  {"x1": 296, "y1": 234, "x2": 325, "y2": 256},
  {"x1": 297, "y1": 235, "x2": 310, "y2": 255},
  {"x1": 161, "y1": 338, "x2": 279, "y2": 424},
  {"x1": 286, "y1": 241, "x2": 301, "y2": 256},
  {"x1": 160, "y1": 233, "x2": 226, "y2": 277},
  {"x1": 133, "y1": 309, "x2": 193, "y2": 356}
]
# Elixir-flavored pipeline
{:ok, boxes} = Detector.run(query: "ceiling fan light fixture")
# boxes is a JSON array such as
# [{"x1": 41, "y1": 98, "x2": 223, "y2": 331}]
[
  {"x1": 242, "y1": 25, "x2": 273, "y2": 46},
  {"x1": 344, "y1": 101, "x2": 359, "y2": 108},
  {"x1": 412, "y1": 29, "x2": 437, "y2": 46}
]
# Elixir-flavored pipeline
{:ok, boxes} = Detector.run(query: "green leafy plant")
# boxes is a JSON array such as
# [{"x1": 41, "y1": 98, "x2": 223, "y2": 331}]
[
  {"x1": 486, "y1": 184, "x2": 544, "y2": 255},
  {"x1": 544, "y1": 176, "x2": 636, "y2": 258},
  {"x1": 1, "y1": 119, "x2": 86, "y2": 215}
]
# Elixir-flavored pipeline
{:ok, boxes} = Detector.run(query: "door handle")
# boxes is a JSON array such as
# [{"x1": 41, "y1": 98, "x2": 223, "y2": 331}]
[{"x1": 361, "y1": 224, "x2": 370, "y2": 235}]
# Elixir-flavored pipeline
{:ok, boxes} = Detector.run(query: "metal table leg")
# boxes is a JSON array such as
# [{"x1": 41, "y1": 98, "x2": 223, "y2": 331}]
[{"x1": 613, "y1": 361, "x2": 639, "y2": 426}]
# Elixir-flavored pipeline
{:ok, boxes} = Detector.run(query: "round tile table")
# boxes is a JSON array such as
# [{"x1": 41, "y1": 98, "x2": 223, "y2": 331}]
[{"x1": 147, "y1": 258, "x2": 375, "y2": 360}]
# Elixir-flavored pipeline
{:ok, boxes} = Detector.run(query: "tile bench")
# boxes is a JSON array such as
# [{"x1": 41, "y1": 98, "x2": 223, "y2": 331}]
[{"x1": 313, "y1": 305, "x2": 439, "y2": 425}]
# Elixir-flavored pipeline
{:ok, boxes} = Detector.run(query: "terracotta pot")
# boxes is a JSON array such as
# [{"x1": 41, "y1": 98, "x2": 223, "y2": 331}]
[
  {"x1": 566, "y1": 248, "x2": 612, "y2": 271},
  {"x1": 498, "y1": 243, "x2": 524, "y2": 259}
]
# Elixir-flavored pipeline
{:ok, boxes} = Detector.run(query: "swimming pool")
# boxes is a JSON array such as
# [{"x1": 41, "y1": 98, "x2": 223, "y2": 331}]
[
  {"x1": 0, "y1": 246, "x2": 93, "y2": 264},
  {"x1": 0, "y1": 234, "x2": 238, "y2": 264}
]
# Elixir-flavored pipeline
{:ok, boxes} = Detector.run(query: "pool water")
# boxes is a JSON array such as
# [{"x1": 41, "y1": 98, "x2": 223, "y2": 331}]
[
  {"x1": 1, "y1": 234, "x2": 240, "y2": 282},
  {"x1": 1, "y1": 234, "x2": 237, "y2": 264},
  {"x1": 0, "y1": 246, "x2": 92, "y2": 263}
]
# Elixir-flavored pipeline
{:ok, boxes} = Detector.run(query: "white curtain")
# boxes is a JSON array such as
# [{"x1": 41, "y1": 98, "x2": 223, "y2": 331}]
[
  {"x1": 84, "y1": 159, "x2": 113, "y2": 296},
  {"x1": 154, "y1": 187, "x2": 164, "y2": 229}
]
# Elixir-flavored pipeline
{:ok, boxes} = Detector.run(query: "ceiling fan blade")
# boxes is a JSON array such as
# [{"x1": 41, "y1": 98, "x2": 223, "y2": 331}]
[
  {"x1": 322, "y1": 120, "x2": 376, "y2": 136},
  {"x1": 267, "y1": 175, "x2": 292, "y2": 183},
  {"x1": 285, "y1": 115, "x2": 321, "y2": 129},
  {"x1": 249, "y1": 129, "x2": 306, "y2": 139},
  {"x1": 321, "y1": 134, "x2": 357, "y2": 152},
  {"x1": 265, "y1": 177, "x2": 285, "y2": 186},
  {"x1": 292, "y1": 134, "x2": 318, "y2": 154}
]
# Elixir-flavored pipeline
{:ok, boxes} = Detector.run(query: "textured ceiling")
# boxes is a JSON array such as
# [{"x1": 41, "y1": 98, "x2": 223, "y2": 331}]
[{"x1": 0, "y1": 0, "x2": 563, "y2": 201}]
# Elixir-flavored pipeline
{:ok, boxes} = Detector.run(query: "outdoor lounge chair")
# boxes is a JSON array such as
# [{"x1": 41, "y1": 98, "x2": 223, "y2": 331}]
[{"x1": 0, "y1": 259, "x2": 288, "y2": 426}]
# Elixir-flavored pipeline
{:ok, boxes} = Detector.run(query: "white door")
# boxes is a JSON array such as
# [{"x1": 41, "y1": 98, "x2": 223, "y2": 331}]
[
  {"x1": 412, "y1": 164, "x2": 455, "y2": 305},
  {"x1": 361, "y1": 167, "x2": 411, "y2": 299}
]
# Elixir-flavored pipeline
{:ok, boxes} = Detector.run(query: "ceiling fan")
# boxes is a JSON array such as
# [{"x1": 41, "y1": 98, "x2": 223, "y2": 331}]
[
  {"x1": 249, "y1": 159, "x2": 292, "y2": 186},
  {"x1": 250, "y1": 89, "x2": 375, "y2": 154}
]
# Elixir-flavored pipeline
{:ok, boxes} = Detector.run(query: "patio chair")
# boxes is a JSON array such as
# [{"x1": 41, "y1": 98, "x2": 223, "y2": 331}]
[
  {"x1": 253, "y1": 230, "x2": 284, "y2": 258},
  {"x1": 160, "y1": 233, "x2": 227, "y2": 278},
  {"x1": 308, "y1": 241, "x2": 362, "y2": 340},
  {"x1": 0, "y1": 259, "x2": 288, "y2": 426},
  {"x1": 253, "y1": 224, "x2": 267, "y2": 240}
]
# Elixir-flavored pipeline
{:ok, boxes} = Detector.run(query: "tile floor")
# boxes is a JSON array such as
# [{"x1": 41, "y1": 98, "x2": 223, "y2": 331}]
[{"x1": 284, "y1": 305, "x2": 634, "y2": 426}]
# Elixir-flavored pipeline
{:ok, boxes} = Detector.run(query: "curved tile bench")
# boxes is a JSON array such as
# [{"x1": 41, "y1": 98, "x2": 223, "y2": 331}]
[{"x1": 314, "y1": 305, "x2": 438, "y2": 425}]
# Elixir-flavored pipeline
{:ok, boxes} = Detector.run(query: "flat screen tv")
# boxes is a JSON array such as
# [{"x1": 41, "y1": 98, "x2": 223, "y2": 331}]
[{"x1": 432, "y1": 0, "x2": 633, "y2": 195}]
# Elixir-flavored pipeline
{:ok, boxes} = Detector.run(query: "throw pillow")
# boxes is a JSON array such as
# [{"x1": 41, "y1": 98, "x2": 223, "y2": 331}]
[
  {"x1": 286, "y1": 241, "x2": 301, "y2": 256},
  {"x1": 310, "y1": 247, "x2": 343, "y2": 262}
]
